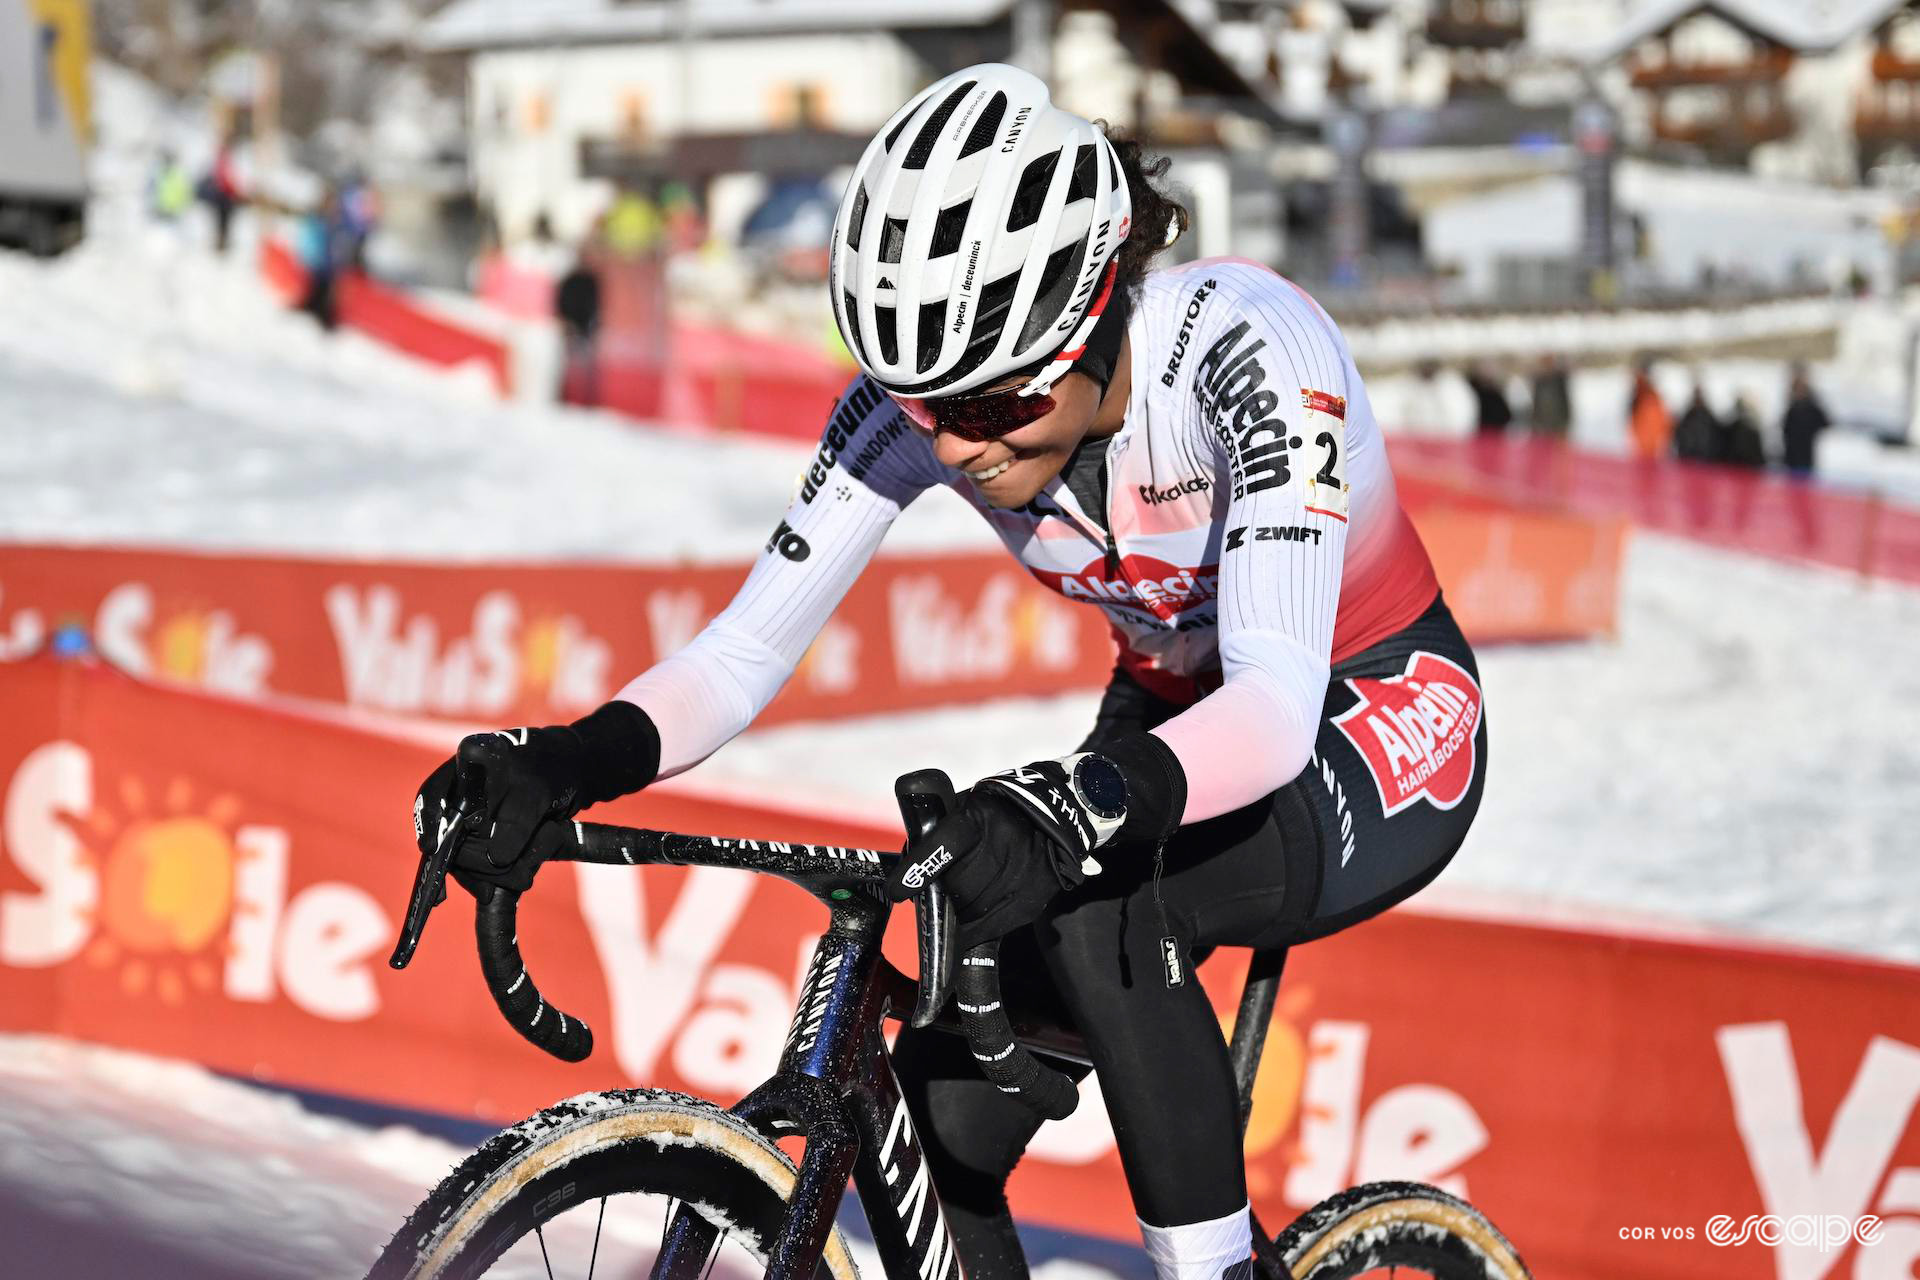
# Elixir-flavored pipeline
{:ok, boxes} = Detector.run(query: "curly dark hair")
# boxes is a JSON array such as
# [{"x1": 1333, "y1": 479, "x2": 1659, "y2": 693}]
[{"x1": 1104, "y1": 132, "x2": 1190, "y2": 299}]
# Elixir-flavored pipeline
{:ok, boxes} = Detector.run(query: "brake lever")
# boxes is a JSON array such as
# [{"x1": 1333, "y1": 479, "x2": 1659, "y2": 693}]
[
  {"x1": 390, "y1": 801, "x2": 466, "y2": 970},
  {"x1": 894, "y1": 770, "x2": 958, "y2": 1028}
]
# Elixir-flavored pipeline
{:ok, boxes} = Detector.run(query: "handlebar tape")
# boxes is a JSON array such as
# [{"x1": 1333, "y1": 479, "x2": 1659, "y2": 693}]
[{"x1": 474, "y1": 886, "x2": 593, "y2": 1063}]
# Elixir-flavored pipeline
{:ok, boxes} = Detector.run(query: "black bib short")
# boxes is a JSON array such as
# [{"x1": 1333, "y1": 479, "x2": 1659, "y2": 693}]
[{"x1": 890, "y1": 592, "x2": 1488, "y2": 1278}]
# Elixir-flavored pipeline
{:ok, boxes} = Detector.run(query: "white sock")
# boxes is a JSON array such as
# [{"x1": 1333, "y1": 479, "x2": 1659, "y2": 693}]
[{"x1": 1138, "y1": 1203, "x2": 1252, "y2": 1280}]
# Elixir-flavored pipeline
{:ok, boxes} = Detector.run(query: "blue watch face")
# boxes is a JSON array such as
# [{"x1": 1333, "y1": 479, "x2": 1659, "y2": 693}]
[{"x1": 1074, "y1": 755, "x2": 1128, "y2": 821}]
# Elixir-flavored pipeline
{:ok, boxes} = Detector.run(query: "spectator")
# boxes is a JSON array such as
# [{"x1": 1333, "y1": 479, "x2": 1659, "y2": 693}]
[
  {"x1": 1780, "y1": 364, "x2": 1830, "y2": 477},
  {"x1": 1528, "y1": 353, "x2": 1572, "y2": 437},
  {"x1": 1720, "y1": 396, "x2": 1766, "y2": 469},
  {"x1": 604, "y1": 186, "x2": 663, "y2": 260},
  {"x1": 294, "y1": 191, "x2": 340, "y2": 330},
  {"x1": 198, "y1": 133, "x2": 244, "y2": 253},
  {"x1": 150, "y1": 149, "x2": 193, "y2": 222},
  {"x1": 1673, "y1": 386, "x2": 1720, "y2": 462},
  {"x1": 1628, "y1": 356, "x2": 1672, "y2": 460},
  {"x1": 1465, "y1": 362, "x2": 1513, "y2": 433},
  {"x1": 338, "y1": 174, "x2": 379, "y2": 273},
  {"x1": 556, "y1": 252, "x2": 604, "y2": 406}
]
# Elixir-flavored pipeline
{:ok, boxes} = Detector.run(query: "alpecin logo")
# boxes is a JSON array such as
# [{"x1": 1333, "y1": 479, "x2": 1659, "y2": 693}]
[
  {"x1": 1030, "y1": 555, "x2": 1220, "y2": 623},
  {"x1": 1330, "y1": 652, "x2": 1482, "y2": 818}
]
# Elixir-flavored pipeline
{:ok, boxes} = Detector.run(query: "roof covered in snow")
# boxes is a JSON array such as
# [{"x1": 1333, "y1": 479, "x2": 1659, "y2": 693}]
[
  {"x1": 420, "y1": 0, "x2": 1019, "y2": 52},
  {"x1": 1590, "y1": 0, "x2": 1911, "y2": 62}
]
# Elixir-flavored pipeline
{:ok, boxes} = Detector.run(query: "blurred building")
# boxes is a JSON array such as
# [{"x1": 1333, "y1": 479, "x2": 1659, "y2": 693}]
[
  {"x1": 1586, "y1": 0, "x2": 1920, "y2": 182},
  {"x1": 418, "y1": 0, "x2": 1289, "y2": 263}
]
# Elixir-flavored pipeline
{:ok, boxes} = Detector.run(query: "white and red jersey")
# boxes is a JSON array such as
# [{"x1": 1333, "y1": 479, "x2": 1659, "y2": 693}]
[{"x1": 620, "y1": 259, "x2": 1439, "y2": 824}]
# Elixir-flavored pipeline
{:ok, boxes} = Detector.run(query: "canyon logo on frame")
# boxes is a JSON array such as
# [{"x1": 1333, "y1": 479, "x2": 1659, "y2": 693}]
[{"x1": 1, "y1": 658, "x2": 1916, "y2": 1279}]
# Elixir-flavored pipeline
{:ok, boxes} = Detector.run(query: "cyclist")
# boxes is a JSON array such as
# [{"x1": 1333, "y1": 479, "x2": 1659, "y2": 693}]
[{"x1": 415, "y1": 63, "x2": 1487, "y2": 1280}]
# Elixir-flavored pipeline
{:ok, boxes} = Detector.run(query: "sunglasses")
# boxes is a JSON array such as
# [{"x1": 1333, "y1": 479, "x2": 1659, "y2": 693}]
[{"x1": 890, "y1": 384, "x2": 1057, "y2": 442}]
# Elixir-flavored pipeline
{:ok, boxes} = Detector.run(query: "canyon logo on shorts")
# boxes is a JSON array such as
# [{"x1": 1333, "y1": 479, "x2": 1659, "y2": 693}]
[{"x1": 1330, "y1": 651, "x2": 1482, "y2": 818}]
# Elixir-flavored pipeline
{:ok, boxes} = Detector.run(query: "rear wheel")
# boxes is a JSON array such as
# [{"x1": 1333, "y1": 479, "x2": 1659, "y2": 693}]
[
  {"x1": 1276, "y1": 1181, "x2": 1531, "y2": 1279},
  {"x1": 368, "y1": 1088, "x2": 861, "y2": 1280}
]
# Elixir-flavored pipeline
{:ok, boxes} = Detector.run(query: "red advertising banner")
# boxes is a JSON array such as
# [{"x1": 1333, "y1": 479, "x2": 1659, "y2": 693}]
[
  {"x1": 2, "y1": 659, "x2": 1917, "y2": 1279},
  {"x1": 0, "y1": 513, "x2": 1619, "y2": 728},
  {"x1": 0, "y1": 545, "x2": 1112, "y2": 726}
]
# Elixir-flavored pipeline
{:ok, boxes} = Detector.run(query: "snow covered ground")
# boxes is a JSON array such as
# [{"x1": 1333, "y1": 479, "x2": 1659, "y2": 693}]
[{"x1": 0, "y1": 1034, "x2": 1135, "y2": 1280}]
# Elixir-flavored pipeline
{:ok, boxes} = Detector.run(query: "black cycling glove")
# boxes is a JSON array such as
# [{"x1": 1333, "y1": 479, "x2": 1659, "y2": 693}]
[
  {"x1": 413, "y1": 700, "x2": 661, "y2": 895},
  {"x1": 885, "y1": 733, "x2": 1186, "y2": 946}
]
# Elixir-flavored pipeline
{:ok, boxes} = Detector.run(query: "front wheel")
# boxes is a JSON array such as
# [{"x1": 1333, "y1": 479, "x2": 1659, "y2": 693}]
[
  {"x1": 368, "y1": 1088, "x2": 861, "y2": 1280},
  {"x1": 1276, "y1": 1181, "x2": 1532, "y2": 1279}
]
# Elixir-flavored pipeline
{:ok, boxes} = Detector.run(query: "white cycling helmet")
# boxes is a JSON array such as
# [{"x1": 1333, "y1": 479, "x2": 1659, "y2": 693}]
[{"x1": 829, "y1": 63, "x2": 1133, "y2": 401}]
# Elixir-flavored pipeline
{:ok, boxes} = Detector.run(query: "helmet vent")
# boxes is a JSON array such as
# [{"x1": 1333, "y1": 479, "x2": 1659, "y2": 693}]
[
  {"x1": 929, "y1": 201, "x2": 970, "y2": 258},
  {"x1": 1066, "y1": 144, "x2": 1098, "y2": 203},
  {"x1": 1005, "y1": 152, "x2": 1059, "y2": 233},
  {"x1": 841, "y1": 291, "x2": 864, "y2": 359},
  {"x1": 884, "y1": 108, "x2": 914, "y2": 153},
  {"x1": 959, "y1": 92, "x2": 1007, "y2": 159},
  {"x1": 1016, "y1": 239, "x2": 1086, "y2": 351},
  {"x1": 969, "y1": 271, "x2": 1022, "y2": 353},
  {"x1": 875, "y1": 304, "x2": 899, "y2": 365},
  {"x1": 879, "y1": 215, "x2": 908, "y2": 264},
  {"x1": 903, "y1": 80, "x2": 976, "y2": 170},
  {"x1": 916, "y1": 301, "x2": 947, "y2": 373},
  {"x1": 846, "y1": 184, "x2": 869, "y2": 252}
]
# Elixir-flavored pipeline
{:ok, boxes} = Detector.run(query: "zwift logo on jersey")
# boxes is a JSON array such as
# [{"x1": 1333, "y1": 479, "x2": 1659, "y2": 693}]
[
  {"x1": 1030, "y1": 556, "x2": 1220, "y2": 622},
  {"x1": 1330, "y1": 652, "x2": 1482, "y2": 818}
]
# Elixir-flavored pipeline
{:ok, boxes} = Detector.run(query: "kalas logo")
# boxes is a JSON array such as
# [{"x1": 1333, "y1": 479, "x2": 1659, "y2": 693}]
[
  {"x1": 1331, "y1": 652, "x2": 1482, "y2": 817},
  {"x1": 1031, "y1": 556, "x2": 1220, "y2": 622}
]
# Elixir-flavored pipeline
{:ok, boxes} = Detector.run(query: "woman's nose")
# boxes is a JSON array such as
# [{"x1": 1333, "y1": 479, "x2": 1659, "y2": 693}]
[{"x1": 930, "y1": 429, "x2": 989, "y2": 472}]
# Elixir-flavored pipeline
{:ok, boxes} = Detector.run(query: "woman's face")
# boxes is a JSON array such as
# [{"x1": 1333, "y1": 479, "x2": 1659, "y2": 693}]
[{"x1": 917, "y1": 370, "x2": 1105, "y2": 509}]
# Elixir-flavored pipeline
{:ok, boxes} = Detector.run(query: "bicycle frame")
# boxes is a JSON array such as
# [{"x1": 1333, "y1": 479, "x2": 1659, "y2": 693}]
[{"x1": 654, "y1": 886, "x2": 965, "y2": 1280}]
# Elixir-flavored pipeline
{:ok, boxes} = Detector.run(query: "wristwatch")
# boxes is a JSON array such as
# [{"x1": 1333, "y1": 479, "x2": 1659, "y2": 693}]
[{"x1": 1064, "y1": 752, "x2": 1129, "y2": 849}]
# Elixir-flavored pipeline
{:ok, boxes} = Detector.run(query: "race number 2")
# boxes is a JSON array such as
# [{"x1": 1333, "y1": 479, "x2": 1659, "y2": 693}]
[{"x1": 1300, "y1": 389, "x2": 1349, "y2": 521}]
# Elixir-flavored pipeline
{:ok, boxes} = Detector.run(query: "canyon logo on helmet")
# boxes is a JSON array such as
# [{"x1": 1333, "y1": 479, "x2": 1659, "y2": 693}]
[{"x1": 829, "y1": 63, "x2": 1133, "y2": 408}]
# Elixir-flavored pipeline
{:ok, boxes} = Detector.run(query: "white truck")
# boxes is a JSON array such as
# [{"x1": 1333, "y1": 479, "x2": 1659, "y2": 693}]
[{"x1": 0, "y1": 0, "x2": 89, "y2": 255}]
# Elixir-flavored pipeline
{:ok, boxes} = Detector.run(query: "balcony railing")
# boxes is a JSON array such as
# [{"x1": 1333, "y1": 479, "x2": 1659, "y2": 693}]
[
  {"x1": 1871, "y1": 46, "x2": 1920, "y2": 82},
  {"x1": 1425, "y1": 11, "x2": 1526, "y2": 49},
  {"x1": 1629, "y1": 47, "x2": 1793, "y2": 89},
  {"x1": 1856, "y1": 100, "x2": 1920, "y2": 141},
  {"x1": 1650, "y1": 104, "x2": 1794, "y2": 151}
]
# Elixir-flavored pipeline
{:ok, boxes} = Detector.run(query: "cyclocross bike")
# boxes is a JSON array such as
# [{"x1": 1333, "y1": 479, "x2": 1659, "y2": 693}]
[{"x1": 369, "y1": 772, "x2": 1532, "y2": 1280}]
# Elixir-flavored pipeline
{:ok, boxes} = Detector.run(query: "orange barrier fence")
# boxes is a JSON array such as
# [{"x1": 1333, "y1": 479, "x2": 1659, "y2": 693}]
[
  {"x1": 2, "y1": 658, "x2": 1915, "y2": 1279},
  {"x1": 0, "y1": 511, "x2": 1620, "y2": 728},
  {"x1": 1392, "y1": 434, "x2": 1920, "y2": 587},
  {"x1": 259, "y1": 240, "x2": 514, "y2": 396}
]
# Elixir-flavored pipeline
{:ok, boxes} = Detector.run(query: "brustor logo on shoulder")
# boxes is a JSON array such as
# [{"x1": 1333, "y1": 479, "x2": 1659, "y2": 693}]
[{"x1": 1160, "y1": 278, "x2": 1218, "y2": 387}]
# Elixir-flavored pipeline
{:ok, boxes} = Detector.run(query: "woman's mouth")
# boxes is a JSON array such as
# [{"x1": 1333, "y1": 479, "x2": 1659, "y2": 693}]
[{"x1": 967, "y1": 458, "x2": 1014, "y2": 483}]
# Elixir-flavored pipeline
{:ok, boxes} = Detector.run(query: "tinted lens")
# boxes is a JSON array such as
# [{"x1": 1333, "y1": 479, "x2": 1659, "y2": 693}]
[{"x1": 890, "y1": 388, "x2": 1056, "y2": 442}]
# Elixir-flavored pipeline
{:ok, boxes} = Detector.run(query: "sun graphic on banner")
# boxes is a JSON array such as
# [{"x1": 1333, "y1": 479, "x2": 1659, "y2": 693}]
[
  {"x1": 522, "y1": 616, "x2": 564, "y2": 688},
  {"x1": 63, "y1": 775, "x2": 245, "y2": 1004},
  {"x1": 155, "y1": 610, "x2": 214, "y2": 681}
]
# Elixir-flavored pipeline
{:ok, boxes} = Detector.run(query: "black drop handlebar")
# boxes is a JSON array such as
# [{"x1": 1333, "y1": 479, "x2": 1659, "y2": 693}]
[{"x1": 388, "y1": 772, "x2": 1080, "y2": 1120}]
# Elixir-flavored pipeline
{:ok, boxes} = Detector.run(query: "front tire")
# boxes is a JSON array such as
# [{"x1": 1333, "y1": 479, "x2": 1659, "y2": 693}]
[
  {"x1": 1276, "y1": 1181, "x2": 1531, "y2": 1279},
  {"x1": 368, "y1": 1088, "x2": 861, "y2": 1280}
]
